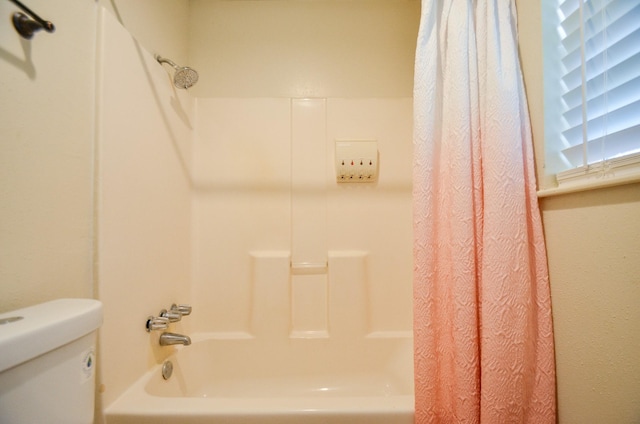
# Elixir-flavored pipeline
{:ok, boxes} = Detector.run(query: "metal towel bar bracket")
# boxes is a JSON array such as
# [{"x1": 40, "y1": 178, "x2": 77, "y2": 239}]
[{"x1": 9, "y1": 0, "x2": 55, "y2": 40}]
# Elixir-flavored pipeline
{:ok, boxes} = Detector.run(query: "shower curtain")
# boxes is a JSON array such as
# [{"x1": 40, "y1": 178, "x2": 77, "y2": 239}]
[{"x1": 412, "y1": 0, "x2": 556, "y2": 422}]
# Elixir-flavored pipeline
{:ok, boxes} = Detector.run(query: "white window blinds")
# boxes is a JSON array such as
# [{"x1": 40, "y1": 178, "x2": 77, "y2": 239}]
[{"x1": 544, "y1": 0, "x2": 640, "y2": 187}]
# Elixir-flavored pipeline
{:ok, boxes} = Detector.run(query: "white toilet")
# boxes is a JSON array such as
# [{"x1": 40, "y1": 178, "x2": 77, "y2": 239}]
[{"x1": 0, "y1": 298, "x2": 103, "y2": 424}]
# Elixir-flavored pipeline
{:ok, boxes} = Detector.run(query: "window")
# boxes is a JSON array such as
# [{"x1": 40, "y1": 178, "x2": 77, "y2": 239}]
[{"x1": 542, "y1": 0, "x2": 640, "y2": 191}]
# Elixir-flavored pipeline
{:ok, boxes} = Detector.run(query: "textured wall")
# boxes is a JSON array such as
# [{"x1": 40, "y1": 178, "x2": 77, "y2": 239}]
[
  {"x1": 0, "y1": 0, "x2": 96, "y2": 313},
  {"x1": 541, "y1": 186, "x2": 640, "y2": 423}
]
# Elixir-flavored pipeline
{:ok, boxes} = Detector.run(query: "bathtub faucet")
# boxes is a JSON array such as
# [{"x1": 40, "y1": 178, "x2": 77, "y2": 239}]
[
  {"x1": 159, "y1": 304, "x2": 192, "y2": 323},
  {"x1": 159, "y1": 332, "x2": 191, "y2": 346}
]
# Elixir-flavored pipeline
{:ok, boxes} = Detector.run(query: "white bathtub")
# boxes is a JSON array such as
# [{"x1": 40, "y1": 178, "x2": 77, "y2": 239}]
[{"x1": 105, "y1": 333, "x2": 414, "y2": 424}]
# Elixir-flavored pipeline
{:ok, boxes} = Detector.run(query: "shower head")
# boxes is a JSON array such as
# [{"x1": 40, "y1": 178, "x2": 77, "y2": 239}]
[{"x1": 155, "y1": 55, "x2": 199, "y2": 90}]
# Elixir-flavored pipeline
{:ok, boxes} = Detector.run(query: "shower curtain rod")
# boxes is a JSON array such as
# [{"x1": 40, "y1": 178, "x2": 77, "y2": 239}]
[{"x1": 9, "y1": 0, "x2": 55, "y2": 39}]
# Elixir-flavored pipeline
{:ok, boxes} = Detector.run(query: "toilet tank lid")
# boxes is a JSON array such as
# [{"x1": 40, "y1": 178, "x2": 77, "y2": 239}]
[{"x1": 0, "y1": 298, "x2": 103, "y2": 374}]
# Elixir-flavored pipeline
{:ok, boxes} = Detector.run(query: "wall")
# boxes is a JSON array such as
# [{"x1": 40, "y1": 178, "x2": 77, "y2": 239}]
[
  {"x1": 189, "y1": 0, "x2": 419, "y2": 98},
  {"x1": 517, "y1": 1, "x2": 640, "y2": 422},
  {"x1": 542, "y1": 186, "x2": 640, "y2": 423},
  {"x1": 0, "y1": 0, "x2": 96, "y2": 313},
  {"x1": 95, "y1": 6, "x2": 193, "y2": 416},
  {"x1": 98, "y1": 0, "x2": 190, "y2": 68}
]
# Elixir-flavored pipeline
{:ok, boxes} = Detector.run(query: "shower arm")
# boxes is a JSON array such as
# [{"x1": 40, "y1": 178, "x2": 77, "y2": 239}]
[
  {"x1": 9, "y1": 0, "x2": 55, "y2": 39},
  {"x1": 155, "y1": 56, "x2": 181, "y2": 71}
]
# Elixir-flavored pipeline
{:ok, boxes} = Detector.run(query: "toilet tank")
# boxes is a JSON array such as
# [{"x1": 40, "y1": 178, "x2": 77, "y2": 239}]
[{"x1": 0, "y1": 298, "x2": 103, "y2": 424}]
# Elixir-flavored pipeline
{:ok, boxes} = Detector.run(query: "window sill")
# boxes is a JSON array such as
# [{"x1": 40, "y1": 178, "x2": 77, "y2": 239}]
[{"x1": 537, "y1": 153, "x2": 640, "y2": 198}]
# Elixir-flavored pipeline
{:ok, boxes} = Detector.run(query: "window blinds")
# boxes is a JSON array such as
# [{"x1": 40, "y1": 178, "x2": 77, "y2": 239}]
[{"x1": 557, "y1": 0, "x2": 640, "y2": 169}]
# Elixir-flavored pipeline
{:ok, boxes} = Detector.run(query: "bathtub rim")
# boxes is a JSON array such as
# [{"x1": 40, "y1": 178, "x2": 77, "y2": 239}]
[{"x1": 104, "y1": 331, "x2": 414, "y2": 419}]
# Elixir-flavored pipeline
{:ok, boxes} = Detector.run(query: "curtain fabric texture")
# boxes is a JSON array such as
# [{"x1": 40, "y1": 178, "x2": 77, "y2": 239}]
[{"x1": 412, "y1": 0, "x2": 557, "y2": 422}]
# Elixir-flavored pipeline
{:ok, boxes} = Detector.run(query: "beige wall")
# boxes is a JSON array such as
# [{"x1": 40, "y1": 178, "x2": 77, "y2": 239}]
[
  {"x1": 0, "y1": 0, "x2": 190, "y2": 315},
  {"x1": 98, "y1": 0, "x2": 190, "y2": 67},
  {"x1": 189, "y1": 0, "x2": 420, "y2": 98},
  {"x1": 541, "y1": 186, "x2": 640, "y2": 423},
  {"x1": 517, "y1": 1, "x2": 640, "y2": 423},
  {"x1": 0, "y1": 0, "x2": 96, "y2": 313}
]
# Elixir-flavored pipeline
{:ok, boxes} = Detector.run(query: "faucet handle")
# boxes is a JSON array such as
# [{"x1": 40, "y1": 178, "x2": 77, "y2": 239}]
[
  {"x1": 171, "y1": 303, "x2": 192, "y2": 316},
  {"x1": 146, "y1": 316, "x2": 169, "y2": 332},
  {"x1": 160, "y1": 308, "x2": 182, "y2": 323}
]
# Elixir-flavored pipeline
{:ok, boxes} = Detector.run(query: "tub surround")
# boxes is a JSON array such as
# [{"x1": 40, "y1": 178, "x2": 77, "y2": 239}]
[
  {"x1": 191, "y1": 97, "x2": 413, "y2": 336},
  {"x1": 96, "y1": 8, "x2": 193, "y2": 409},
  {"x1": 96, "y1": 5, "x2": 413, "y2": 416},
  {"x1": 245, "y1": 250, "x2": 376, "y2": 339}
]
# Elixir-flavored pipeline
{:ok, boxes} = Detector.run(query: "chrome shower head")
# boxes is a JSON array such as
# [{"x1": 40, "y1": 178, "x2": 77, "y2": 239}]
[{"x1": 155, "y1": 55, "x2": 199, "y2": 89}]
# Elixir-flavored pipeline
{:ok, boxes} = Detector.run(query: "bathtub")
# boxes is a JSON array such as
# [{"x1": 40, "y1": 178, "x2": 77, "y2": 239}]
[{"x1": 105, "y1": 333, "x2": 414, "y2": 424}]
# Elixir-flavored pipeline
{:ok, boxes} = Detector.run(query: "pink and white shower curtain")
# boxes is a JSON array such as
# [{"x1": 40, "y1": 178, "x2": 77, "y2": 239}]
[{"x1": 412, "y1": 0, "x2": 557, "y2": 422}]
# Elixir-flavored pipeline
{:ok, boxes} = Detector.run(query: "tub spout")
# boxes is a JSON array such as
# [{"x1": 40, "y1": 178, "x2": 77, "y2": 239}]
[{"x1": 159, "y1": 332, "x2": 191, "y2": 346}]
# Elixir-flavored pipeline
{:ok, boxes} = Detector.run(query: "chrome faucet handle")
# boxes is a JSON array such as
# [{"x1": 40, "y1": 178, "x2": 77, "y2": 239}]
[
  {"x1": 160, "y1": 308, "x2": 182, "y2": 323},
  {"x1": 171, "y1": 303, "x2": 192, "y2": 316},
  {"x1": 146, "y1": 316, "x2": 169, "y2": 332}
]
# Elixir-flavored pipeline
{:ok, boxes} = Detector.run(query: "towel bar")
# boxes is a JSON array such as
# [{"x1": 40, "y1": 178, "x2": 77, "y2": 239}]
[{"x1": 9, "y1": 0, "x2": 55, "y2": 39}]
